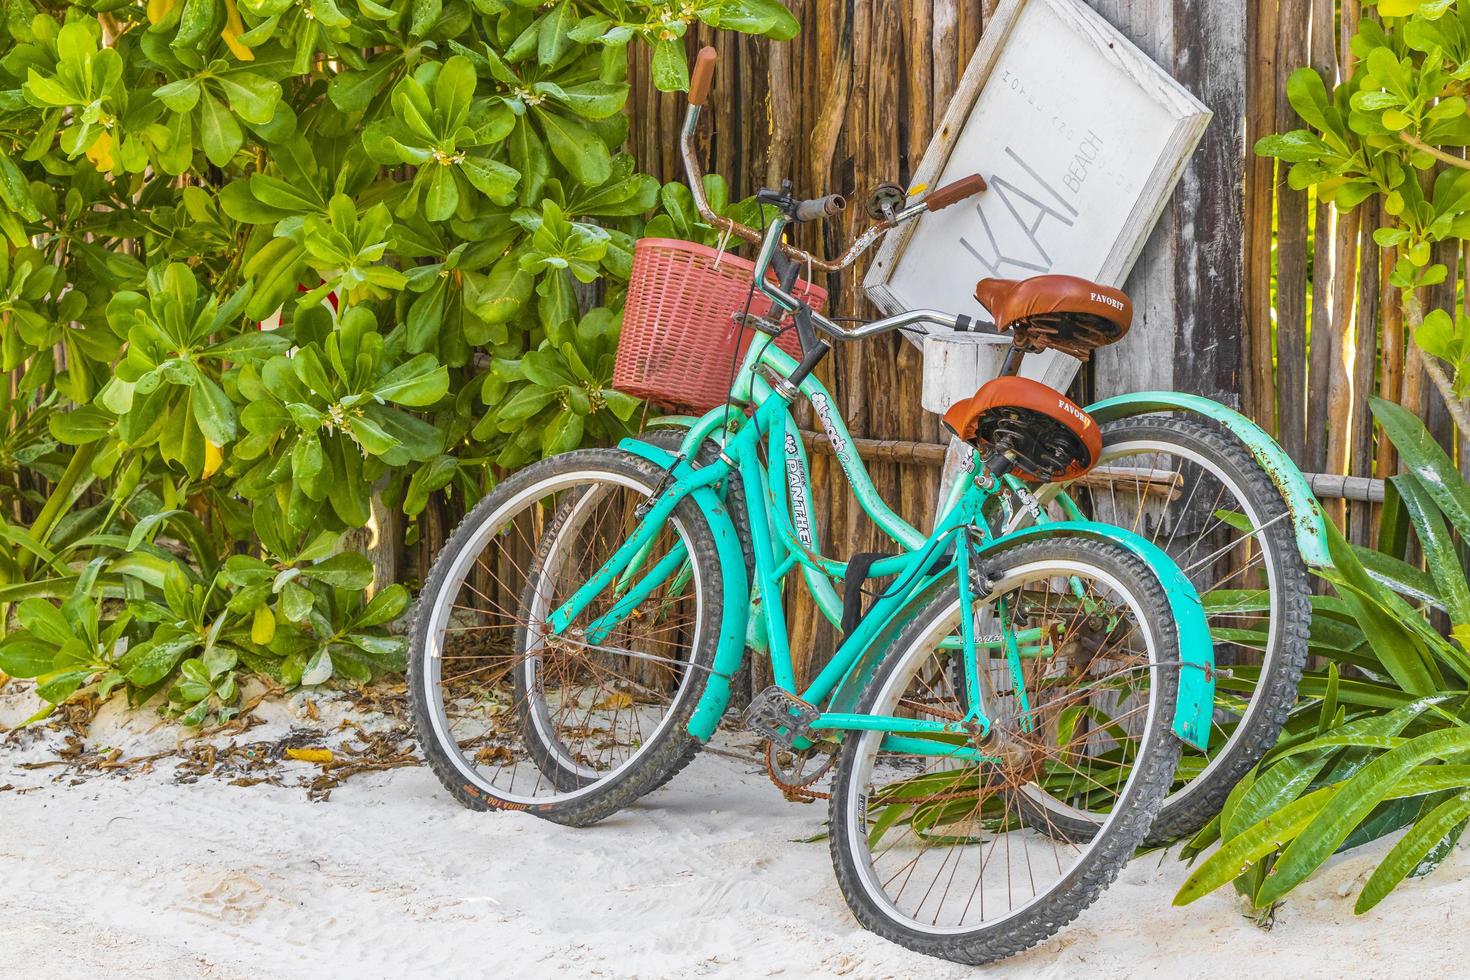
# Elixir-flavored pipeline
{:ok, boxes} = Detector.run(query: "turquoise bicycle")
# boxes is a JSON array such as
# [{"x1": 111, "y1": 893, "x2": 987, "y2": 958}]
[{"x1": 405, "y1": 51, "x2": 1236, "y2": 963}]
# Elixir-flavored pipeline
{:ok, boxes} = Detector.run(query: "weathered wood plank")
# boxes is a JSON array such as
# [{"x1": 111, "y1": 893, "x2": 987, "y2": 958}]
[
  {"x1": 1376, "y1": 225, "x2": 1403, "y2": 480},
  {"x1": 1168, "y1": 0, "x2": 1247, "y2": 405},
  {"x1": 1304, "y1": 0, "x2": 1337, "y2": 475},
  {"x1": 1323, "y1": 208, "x2": 1360, "y2": 529},
  {"x1": 1244, "y1": 0, "x2": 1279, "y2": 431},
  {"x1": 1273, "y1": 0, "x2": 1310, "y2": 464},
  {"x1": 1349, "y1": 220, "x2": 1380, "y2": 545}
]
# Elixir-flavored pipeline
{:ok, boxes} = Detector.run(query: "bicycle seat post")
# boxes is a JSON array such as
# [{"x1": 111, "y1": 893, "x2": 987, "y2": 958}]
[{"x1": 998, "y1": 343, "x2": 1026, "y2": 377}]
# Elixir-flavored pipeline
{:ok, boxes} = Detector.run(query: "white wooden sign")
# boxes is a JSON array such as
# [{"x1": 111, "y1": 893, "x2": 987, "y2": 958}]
[{"x1": 863, "y1": 0, "x2": 1210, "y2": 414}]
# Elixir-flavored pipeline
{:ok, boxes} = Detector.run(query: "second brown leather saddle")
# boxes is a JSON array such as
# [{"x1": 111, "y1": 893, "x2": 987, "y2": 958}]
[{"x1": 975, "y1": 275, "x2": 1132, "y2": 360}]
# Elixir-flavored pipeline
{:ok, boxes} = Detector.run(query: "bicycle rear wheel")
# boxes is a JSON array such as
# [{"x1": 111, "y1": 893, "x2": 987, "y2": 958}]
[
  {"x1": 408, "y1": 448, "x2": 723, "y2": 826},
  {"x1": 1014, "y1": 416, "x2": 1310, "y2": 841},
  {"x1": 827, "y1": 538, "x2": 1180, "y2": 964}
]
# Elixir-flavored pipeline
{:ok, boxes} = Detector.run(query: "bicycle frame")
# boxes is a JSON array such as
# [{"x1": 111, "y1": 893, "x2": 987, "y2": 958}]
[{"x1": 546, "y1": 335, "x2": 1216, "y2": 757}]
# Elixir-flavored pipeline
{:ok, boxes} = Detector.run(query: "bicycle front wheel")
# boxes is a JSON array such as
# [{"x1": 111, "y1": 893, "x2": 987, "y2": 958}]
[
  {"x1": 827, "y1": 539, "x2": 1181, "y2": 965},
  {"x1": 408, "y1": 448, "x2": 724, "y2": 826}
]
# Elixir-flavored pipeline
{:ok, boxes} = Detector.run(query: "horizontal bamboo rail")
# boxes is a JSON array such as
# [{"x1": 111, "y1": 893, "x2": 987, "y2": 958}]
[{"x1": 800, "y1": 430, "x2": 1387, "y2": 501}]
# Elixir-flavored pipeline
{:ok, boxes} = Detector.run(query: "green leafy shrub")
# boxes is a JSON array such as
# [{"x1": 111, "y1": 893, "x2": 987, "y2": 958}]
[
  {"x1": 1256, "y1": 0, "x2": 1470, "y2": 418},
  {"x1": 0, "y1": 0, "x2": 797, "y2": 723},
  {"x1": 1175, "y1": 398, "x2": 1470, "y2": 913}
]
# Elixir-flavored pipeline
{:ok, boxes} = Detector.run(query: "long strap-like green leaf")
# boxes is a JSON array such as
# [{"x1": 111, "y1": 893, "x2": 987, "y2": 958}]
[
  {"x1": 1354, "y1": 789, "x2": 1470, "y2": 913},
  {"x1": 1256, "y1": 728, "x2": 1470, "y2": 905}
]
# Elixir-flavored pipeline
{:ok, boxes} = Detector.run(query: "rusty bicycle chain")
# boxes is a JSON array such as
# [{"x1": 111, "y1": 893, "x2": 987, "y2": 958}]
[{"x1": 763, "y1": 740, "x2": 838, "y2": 802}]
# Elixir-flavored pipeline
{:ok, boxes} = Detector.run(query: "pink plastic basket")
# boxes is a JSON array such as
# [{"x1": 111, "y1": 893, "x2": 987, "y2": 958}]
[{"x1": 615, "y1": 238, "x2": 828, "y2": 413}]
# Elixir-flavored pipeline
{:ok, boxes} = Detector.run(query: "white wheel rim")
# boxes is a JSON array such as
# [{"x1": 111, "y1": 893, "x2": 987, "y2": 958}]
[{"x1": 420, "y1": 467, "x2": 705, "y2": 807}]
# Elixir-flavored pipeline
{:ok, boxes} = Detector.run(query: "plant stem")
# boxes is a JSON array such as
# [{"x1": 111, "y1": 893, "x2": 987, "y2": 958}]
[
  {"x1": 1416, "y1": 348, "x2": 1470, "y2": 444},
  {"x1": 1402, "y1": 288, "x2": 1470, "y2": 446},
  {"x1": 1398, "y1": 133, "x2": 1470, "y2": 171}
]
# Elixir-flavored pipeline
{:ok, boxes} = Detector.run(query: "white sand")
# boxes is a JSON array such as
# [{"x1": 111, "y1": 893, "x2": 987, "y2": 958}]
[{"x1": 0, "y1": 684, "x2": 1462, "y2": 980}]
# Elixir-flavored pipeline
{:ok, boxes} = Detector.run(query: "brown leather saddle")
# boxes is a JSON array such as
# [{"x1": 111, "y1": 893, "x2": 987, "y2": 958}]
[
  {"x1": 975, "y1": 275, "x2": 1132, "y2": 360},
  {"x1": 943, "y1": 376, "x2": 1101, "y2": 483}
]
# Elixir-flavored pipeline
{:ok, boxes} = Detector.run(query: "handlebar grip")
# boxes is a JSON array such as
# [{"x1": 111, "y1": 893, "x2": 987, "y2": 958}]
[
  {"x1": 924, "y1": 174, "x2": 988, "y2": 211},
  {"x1": 794, "y1": 194, "x2": 846, "y2": 223},
  {"x1": 689, "y1": 46, "x2": 718, "y2": 106}
]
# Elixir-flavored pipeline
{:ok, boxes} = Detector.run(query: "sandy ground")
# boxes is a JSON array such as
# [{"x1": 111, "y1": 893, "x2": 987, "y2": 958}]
[{"x1": 1, "y1": 684, "x2": 1464, "y2": 980}]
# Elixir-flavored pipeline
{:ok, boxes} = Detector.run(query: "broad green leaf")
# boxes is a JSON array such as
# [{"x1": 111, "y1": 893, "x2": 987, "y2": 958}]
[
  {"x1": 542, "y1": 407, "x2": 583, "y2": 455},
  {"x1": 300, "y1": 646, "x2": 333, "y2": 685},
  {"x1": 214, "y1": 71, "x2": 281, "y2": 125},
  {"x1": 1394, "y1": 472, "x2": 1470, "y2": 626},
  {"x1": 404, "y1": 453, "x2": 458, "y2": 515},
  {"x1": 409, "y1": 0, "x2": 440, "y2": 36},
  {"x1": 353, "y1": 583, "x2": 410, "y2": 629},
  {"x1": 0, "y1": 636, "x2": 58, "y2": 678},
  {"x1": 292, "y1": 432, "x2": 328, "y2": 498},
  {"x1": 706, "y1": 0, "x2": 800, "y2": 40},
  {"x1": 533, "y1": 107, "x2": 611, "y2": 186},
  {"x1": 345, "y1": 413, "x2": 401, "y2": 455},
  {"x1": 1323, "y1": 521, "x2": 1441, "y2": 695},
  {"x1": 18, "y1": 598, "x2": 74, "y2": 647},
  {"x1": 650, "y1": 38, "x2": 689, "y2": 92},
  {"x1": 124, "y1": 635, "x2": 196, "y2": 686},
  {"x1": 538, "y1": 2, "x2": 576, "y2": 65},
  {"x1": 48, "y1": 406, "x2": 114, "y2": 445},
  {"x1": 1285, "y1": 67, "x2": 1332, "y2": 131},
  {"x1": 1372, "y1": 397, "x2": 1470, "y2": 540},
  {"x1": 281, "y1": 579, "x2": 315, "y2": 621},
  {"x1": 202, "y1": 331, "x2": 292, "y2": 360},
  {"x1": 305, "y1": 552, "x2": 374, "y2": 589},
  {"x1": 189, "y1": 369, "x2": 238, "y2": 445},
  {"x1": 424, "y1": 163, "x2": 458, "y2": 221},
  {"x1": 373, "y1": 354, "x2": 449, "y2": 406},
  {"x1": 36, "y1": 669, "x2": 92, "y2": 705},
  {"x1": 199, "y1": 90, "x2": 244, "y2": 167},
  {"x1": 1174, "y1": 785, "x2": 1340, "y2": 905}
]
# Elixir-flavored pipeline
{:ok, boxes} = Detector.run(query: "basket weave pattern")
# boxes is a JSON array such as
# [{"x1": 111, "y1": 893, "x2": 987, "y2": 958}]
[{"x1": 614, "y1": 238, "x2": 828, "y2": 413}]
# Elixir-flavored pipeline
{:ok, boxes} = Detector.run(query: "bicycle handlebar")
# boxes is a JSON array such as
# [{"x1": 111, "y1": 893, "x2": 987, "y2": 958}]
[
  {"x1": 680, "y1": 46, "x2": 986, "y2": 273},
  {"x1": 925, "y1": 174, "x2": 988, "y2": 211},
  {"x1": 689, "y1": 46, "x2": 717, "y2": 107},
  {"x1": 794, "y1": 194, "x2": 846, "y2": 222},
  {"x1": 678, "y1": 46, "x2": 981, "y2": 349}
]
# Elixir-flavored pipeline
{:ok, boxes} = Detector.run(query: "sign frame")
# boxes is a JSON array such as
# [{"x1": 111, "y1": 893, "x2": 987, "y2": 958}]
[{"x1": 862, "y1": 0, "x2": 1210, "y2": 404}]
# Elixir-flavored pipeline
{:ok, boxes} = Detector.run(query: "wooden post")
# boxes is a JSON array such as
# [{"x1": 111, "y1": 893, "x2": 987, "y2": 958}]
[
  {"x1": 1351, "y1": 219, "x2": 1380, "y2": 545},
  {"x1": 1088, "y1": 0, "x2": 1248, "y2": 408},
  {"x1": 1245, "y1": 0, "x2": 1280, "y2": 432},
  {"x1": 1272, "y1": 0, "x2": 1310, "y2": 462},
  {"x1": 1305, "y1": 0, "x2": 1338, "y2": 477}
]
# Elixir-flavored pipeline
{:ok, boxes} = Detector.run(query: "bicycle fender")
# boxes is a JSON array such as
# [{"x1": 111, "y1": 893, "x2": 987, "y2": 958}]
[
  {"x1": 1086, "y1": 391, "x2": 1330, "y2": 569},
  {"x1": 975, "y1": 522, "x2": 1214, "y2": 752},
  {"x1": 620, "y1": 438, "x2": 750, "y2": 741}
]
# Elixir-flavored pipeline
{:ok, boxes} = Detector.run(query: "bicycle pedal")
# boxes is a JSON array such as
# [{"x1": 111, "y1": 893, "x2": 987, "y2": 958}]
[{"x1": 743, "y1": 686, "x2": 820, "y2": 750}]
